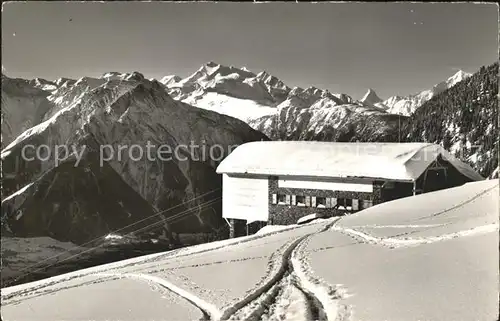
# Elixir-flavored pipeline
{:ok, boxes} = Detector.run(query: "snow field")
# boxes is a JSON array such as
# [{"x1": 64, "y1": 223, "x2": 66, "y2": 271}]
[
  {"x1": 307, "y1": 231, "x2": 498, "y2": 321},
  {"x1": 303, "y1": 180, "x2": 499, "y2": 321},
  {"x1": 185, "y1": 92, "x2": 276, "y2": 122},
  {"x1": 2, "y1": 181, "x2": 497, "y2": 321},
  {"x1": 2, "y1": 275, "x2": 203, "y2": 321},
  {"x1": 337, "y1": 180, "x2": 498, "y2": 227}
]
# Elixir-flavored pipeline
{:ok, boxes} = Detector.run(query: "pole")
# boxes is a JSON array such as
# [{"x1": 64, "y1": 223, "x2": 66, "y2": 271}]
[
  {"x1": 412, "y1": 180, "x2": 417, "y2": 196},
  {"x1": 229, "y1": 219, "x2": 235, "y2": 238},
  {"x1": 398, "y1": 115, "x2": 401, "y2": 143}
]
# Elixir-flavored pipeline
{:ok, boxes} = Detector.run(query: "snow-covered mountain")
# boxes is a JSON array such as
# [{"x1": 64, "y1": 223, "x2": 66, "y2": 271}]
[
  {"x1": 360, "y1": 88, "x2": 384, "y2": 107},
  {"x1": 1, "y1": 73, "x2": 267, "y2": 247},
  {"x1": 248, "y1": 102, "x2": 401, "y2": 142},
  {"x1": 247, "y1": 85, "x2": 398, "y2": 141},
  {"x1": 28, "y1": 78, "x2": 58, "y2": 92},
  {"x1": 160, "y1": 62, "x2": 289, "y2": 122},
  {"x1": 158, "y1": 62, "x2": 359, "y2": 122},
  {"x1": 160, "y1": 62, "x2": 400, "y2": 142},
  {"x1": 160, "y1": 75, "x2": 182, "y2": 87},
  {"x1": 375, "y1": 70, "x2": 473, "y2": 116},
  {"x1": 160, "y1": 63, "x2": 472, "y2": 134}
]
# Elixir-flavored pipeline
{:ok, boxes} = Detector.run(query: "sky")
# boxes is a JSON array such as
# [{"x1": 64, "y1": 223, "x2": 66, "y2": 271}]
[{"x1": 1, "y1": 2, "x2": 498, "y2": 100}]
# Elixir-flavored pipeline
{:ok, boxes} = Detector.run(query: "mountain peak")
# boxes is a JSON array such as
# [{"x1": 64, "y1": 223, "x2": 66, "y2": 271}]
[
  {"x1": 101, "y1": 71, "x2": 122, "y2": 78},
  {"x1": 451, "y1": 69, "x2": 470, "y2": 77},
  {"x1": 99, "y1": 71, "x2": 145, "y2": 82},
  {"x1": 256, "y1": 70, "x2": 271, "y2": 79},
  {"x1": 447, "y1": 69, "x2": 472, "y2": 86},
  {"x1": 204, "y1": 61, "x2": 219, "y2": 68},
  {"x1": 361, "y1": 88, "x2": 383, "y2": 104},
  {"x1": 160, "y1": 75, "x2": 182, "y2": 86}
]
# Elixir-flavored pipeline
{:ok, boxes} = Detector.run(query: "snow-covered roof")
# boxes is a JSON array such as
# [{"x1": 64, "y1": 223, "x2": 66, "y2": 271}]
[{"x1": 216, "y1": 141, "x2": 484, "y2": 182}]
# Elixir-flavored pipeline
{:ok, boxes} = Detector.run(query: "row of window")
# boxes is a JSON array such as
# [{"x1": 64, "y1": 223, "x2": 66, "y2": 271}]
[{"x1": 271, "y1": 194, "x2": 373, "y2": 211}]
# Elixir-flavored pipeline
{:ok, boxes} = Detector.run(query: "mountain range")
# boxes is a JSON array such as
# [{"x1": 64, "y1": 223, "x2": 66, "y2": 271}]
[
  {"x1": 157, "y1": 63, "x2": 475, "y2": 142},
  {"x1": 2, "y1": 63, "x2": 473, "y2": 150}
]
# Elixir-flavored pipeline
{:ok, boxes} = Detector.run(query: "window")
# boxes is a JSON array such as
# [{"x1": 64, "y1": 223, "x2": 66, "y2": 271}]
[
  {"x1": 337, "y1": 198, "x2": 352, "y2": 210},
  {"x1": 278, "y1": 194, "x2": 287, "y2": 204},
  {"x1": 296, "y1": 195, "x2": 306, "y2": 207},
  {"x1": 316, "y1": 197, "x2": 327, "y2": 208}
]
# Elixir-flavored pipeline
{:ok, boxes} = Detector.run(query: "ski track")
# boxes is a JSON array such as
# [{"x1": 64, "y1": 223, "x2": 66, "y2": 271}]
[
  {"x1": 113, "y1": 254, "x2": 268, "y2": 277},
  {"x1": 330, "y1": 223, "x2": 499, "y2": 249},
  {"x1": 410, "y1": 184, "x2": 498, "y2": 222},
  {"x1": 290, "y1": 232, "x2": 352, "y2": 321},
  {"x1": 96, "y1": 272, "x2": 222, "y2": 321},
  {"x1": 261, "y1": 274, "x2": 313, "y2": 321},
  {"x1": 218, "y1": 218, "x2": 344, "y2": 321}
]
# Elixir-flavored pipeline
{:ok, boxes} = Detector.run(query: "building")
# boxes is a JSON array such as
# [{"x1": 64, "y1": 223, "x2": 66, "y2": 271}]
[{"x1": 216, "y1": 141, "x2": 484, "y2": 237}]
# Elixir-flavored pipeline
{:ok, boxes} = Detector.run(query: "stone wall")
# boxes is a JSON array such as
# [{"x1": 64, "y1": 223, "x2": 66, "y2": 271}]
[
  {"x1": 229, "y1": 219, "x2": 248, "y2": 238},
  {"x1": 372, "y1": 180, "x2": 384, "y2": 205},
  {"x1": 230, "y1": 219, "x2": 266, "y2": 238},
  {"x1": 268, "y1": 176, "x2": 377, "y2": 225},
  {"x1": 227, "y1": 176, "x2": 423, "y2": 236}
]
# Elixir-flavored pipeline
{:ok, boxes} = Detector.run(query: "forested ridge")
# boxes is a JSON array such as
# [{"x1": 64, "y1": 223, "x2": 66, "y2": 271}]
[{"x1": 402, "y1": 62, "x2": 499, "y2": 178}]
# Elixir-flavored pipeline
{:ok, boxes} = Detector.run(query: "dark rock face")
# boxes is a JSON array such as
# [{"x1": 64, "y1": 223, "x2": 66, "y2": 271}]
[{"x1": 1, "y1": 137, "x2": 164, "y2": 245}]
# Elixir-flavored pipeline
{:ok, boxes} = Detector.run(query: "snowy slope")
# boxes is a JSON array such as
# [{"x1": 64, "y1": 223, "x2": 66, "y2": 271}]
[
  {"x1": 183, "y1": 92, "x2": 277, "y2": 122},
  {"x1": 308, "y1": 179, "x2": 498, "y2": 321},
  {"x1": 160, "y1": 74, "x2": 182, "y2": 87},
  {"x1": 2, "y1": 180, "x2": 497, "y2": 321}
]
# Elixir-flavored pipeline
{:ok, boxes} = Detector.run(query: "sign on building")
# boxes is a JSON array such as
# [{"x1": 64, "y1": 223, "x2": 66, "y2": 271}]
[{"x1": 222, "y1": 174, "x2": 269, "y2": 223}]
